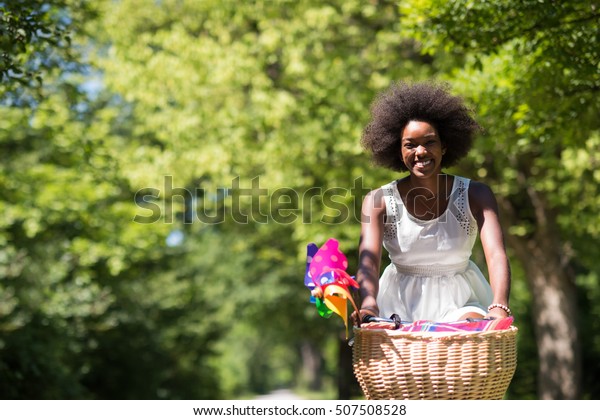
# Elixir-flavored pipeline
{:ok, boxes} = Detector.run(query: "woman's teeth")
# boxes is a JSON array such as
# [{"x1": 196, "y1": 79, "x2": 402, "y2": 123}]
[{"x1": 415, "y1": 160, "x2": 432, "y2": 168}]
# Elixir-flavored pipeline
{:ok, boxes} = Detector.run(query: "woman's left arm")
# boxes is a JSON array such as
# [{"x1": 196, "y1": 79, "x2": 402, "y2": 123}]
[{"x1": 469, "y1": 181, "x2": 512, "y2": 319}]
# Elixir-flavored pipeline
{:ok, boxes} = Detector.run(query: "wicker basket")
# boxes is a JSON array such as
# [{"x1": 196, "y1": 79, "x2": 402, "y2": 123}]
[{"x1": 352, "y1": 325, "x2": 518, "y2": 400}]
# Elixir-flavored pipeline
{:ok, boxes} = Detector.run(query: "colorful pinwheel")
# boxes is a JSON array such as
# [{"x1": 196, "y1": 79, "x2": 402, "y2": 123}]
[{"x1": 304, "y1": 238, "x2": 360, "y2": 337}]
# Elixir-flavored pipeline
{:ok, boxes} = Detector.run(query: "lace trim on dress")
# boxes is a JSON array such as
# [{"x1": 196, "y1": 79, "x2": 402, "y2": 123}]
[
  {"x1": 449, "y1": 177, "x2": 477, "y2": 236},
  {"x1": 382, "y1": 183, "x2": 398, "y2": 241}
]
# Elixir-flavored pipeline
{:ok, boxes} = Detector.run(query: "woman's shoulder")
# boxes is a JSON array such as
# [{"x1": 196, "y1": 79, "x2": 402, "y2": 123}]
[
  {"x1": 466, "y1": 179, "x2": 495, "y2": 198},
  {"x1": 466, "y1": 179, "x2": 499, "y2": 216},
  {"x1": 363, "y1": 187, "x2": 386, "y2": 205},
  {"x1": 361, "y1": 186, "x2": 390, "y2": 218}
]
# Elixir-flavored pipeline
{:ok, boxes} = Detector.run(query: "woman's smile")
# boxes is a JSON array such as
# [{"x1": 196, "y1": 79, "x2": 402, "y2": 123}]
[{"x1": 414, "y1": 159, "x2": 433, "y2": 168}]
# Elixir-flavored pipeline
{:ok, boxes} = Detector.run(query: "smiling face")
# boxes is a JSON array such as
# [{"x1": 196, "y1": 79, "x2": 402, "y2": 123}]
[{"x1": 400, "y1": 120, "x2": 446, "y2": 178}]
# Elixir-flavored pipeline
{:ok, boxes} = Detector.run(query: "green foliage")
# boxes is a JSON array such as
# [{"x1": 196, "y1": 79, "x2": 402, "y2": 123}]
[
  {"x1": 86, "y1": 0, "x2": 426, "y2": 396},
  {"x1": 577, "y1": 272, "x2": 600, "y2": 398},
  {"x1": 0, "y1": 0, "x2": 97, "y2": 103},
  {"x1": 0, "y1": 75, "x2": 223, "y2": 398}
]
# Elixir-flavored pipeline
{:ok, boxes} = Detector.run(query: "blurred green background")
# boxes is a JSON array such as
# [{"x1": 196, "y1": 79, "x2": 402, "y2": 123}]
[{"x1": 1, "y1": 0, "x2": 599, "y2": 399}]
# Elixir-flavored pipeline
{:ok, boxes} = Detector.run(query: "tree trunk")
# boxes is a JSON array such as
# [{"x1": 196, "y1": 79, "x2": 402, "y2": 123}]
[
  {"x1": 300, "y1": 341, "x2": 323, "y2": 391},
  {"x1": 518, "y1": 240, "x2": 581, "y2": 399},
  {"x1": 500, "y1": 194, "x2": 581, "y2": 399}
]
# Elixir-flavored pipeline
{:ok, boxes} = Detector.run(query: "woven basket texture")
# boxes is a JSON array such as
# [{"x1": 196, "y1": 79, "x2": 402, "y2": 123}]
[{"x1": 352, "y1": 325, "x2": 518, "y2": 400}]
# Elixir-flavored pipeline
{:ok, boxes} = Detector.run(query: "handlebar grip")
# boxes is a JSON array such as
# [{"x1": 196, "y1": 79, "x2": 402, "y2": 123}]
[
  {"x1": 362, "y1": 313, "x2": 403, "y2": 329},
  {"x1": 362, "y1": 314, "x2": 392, "y2": 323}
]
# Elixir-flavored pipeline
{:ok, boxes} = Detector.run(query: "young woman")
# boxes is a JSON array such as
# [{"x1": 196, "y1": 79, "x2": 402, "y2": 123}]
[{"x1": 353, "y1": 81, "x2": 511, "y2": 324}]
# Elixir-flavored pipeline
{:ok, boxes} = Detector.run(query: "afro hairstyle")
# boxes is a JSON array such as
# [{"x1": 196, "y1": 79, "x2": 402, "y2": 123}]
[{"x1": 361, "y1": 81, "x2": 482, "y2": 172}]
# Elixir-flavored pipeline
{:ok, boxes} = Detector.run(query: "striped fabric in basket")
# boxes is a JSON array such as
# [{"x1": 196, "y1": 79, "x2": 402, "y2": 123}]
[
  {"x1": 359, "y1": 316, "x2": 514, "y2": 332},
  {"x1": 401, "y1": 316, "x2": 514, "y2": 332}
]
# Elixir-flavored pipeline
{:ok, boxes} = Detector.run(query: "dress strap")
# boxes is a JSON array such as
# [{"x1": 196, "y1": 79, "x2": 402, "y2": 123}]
[
  {"x1": 448, "y1": 176, "x2": 477, "y2": 236},
  {"x1": 381, "y1": 181, "x2": 399, "y2": 240}
]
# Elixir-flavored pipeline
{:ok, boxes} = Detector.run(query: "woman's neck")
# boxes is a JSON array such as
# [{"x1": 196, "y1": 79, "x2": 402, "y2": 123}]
[{"x1": 407, "y1": 173, "x2": 447, "y2": 196}]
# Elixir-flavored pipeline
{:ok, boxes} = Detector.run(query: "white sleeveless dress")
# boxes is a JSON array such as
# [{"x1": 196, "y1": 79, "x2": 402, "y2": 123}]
[{"x1": 377, "y1": 176, "x2": 493, "y2": 322}]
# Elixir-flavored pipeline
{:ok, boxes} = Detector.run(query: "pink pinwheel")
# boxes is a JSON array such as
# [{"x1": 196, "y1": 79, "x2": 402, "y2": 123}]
[{"x1": 304, "y1": 238, "x2": 360, "y2": 336}]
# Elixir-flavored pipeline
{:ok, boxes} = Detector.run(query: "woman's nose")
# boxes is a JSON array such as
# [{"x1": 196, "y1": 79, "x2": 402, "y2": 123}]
[{"x1": 415, "y1": 145, "x2": 427, "y2": 155}]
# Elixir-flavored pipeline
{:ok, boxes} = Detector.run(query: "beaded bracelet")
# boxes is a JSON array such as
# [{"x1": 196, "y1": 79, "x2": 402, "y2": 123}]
[{"x1": 487, "y1": 303, "x2": 512, "y2": 316}]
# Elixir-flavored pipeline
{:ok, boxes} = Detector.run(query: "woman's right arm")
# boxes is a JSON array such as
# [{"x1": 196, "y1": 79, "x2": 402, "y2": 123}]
[{"x1": 354, "y1": 188, "x2": 386, "y2": 323}]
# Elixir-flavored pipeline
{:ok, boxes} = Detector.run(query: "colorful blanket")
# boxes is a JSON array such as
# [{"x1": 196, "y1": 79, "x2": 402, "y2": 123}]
[
  {"x1": 401, "y1": 316, "x2": 514, "y2": 332},
  {"x1": 361, "y1": 316, "x2": 514, "y2": 332}
]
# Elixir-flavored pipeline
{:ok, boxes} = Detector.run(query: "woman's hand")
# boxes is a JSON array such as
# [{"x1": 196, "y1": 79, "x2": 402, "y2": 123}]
[
  {"x1": 486, "y1": 306, "x2": 510, "y2": 319},
  {"x1": 351, "y1": 306, "x2": 379, "y2": 326}
]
